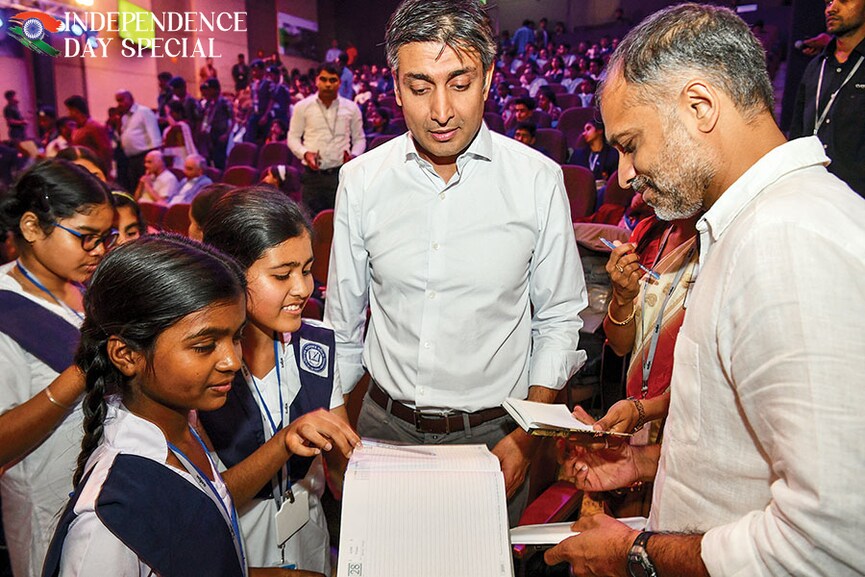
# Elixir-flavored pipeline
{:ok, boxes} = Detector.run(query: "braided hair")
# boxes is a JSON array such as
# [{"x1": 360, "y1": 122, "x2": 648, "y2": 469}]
[{"x1": 72, "y1": 234, "x2": 246, "y2": 484}]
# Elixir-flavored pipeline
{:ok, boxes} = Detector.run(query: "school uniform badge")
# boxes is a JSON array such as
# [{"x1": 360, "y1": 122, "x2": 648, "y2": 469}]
[{"x1": 299, "y1": 339, "x2": 329, "y2": 378}]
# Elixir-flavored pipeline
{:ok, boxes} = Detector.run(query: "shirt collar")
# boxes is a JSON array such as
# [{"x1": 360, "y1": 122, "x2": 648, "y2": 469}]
[
  {"x1": 402, "y1": 121, "x2": 493, "y2": 166},
  {"x1": 822, "y1": 35, "x2": 865, "y2": 60},
  {"x1": 102, "y1": 397, "x2": 173, "y2": 463},
  {"x1": 696, "y1": 136, "x2": 829, "y2": 259}
]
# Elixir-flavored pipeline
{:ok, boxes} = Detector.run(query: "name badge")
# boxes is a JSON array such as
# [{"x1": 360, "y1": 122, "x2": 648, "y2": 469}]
[{"x1": 275, "y1": 484, "x2": 310, "y2": 546}]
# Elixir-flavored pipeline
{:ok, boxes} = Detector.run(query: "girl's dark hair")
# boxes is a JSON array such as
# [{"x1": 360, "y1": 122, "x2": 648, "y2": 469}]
[
  {"x1": 0, "y1": 159, "x2": 112, "y2": 241},
  {"x1": 55, "y1": 146, "x2": 109, "y2": 179},
  {"x1": 73, "y1": 234, "x2": 246, "y2": 484},
  {"x1": 111, "y1": 189, "x2": 146, "y2": 229},
  {"x1": 203, "y1": 185, "x2": 311, "y2": 270},
  {"x1": 190, "y1": 183, "x2": 235, "y2": 226}
]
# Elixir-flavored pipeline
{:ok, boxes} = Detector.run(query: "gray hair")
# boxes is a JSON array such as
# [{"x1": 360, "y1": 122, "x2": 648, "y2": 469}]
[
  {"x1": 187, "y1": 154, "x2": 207, "y2": 170},
  {"x1": 599, "y1": 3, "x2": 773, "y2": 120},
  {"x1": 385, "y1": 0, "x2": 497, "y2": 73}
]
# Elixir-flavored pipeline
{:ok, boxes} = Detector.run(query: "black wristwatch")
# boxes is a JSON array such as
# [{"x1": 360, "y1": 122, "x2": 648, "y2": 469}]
[{"x1": 627, "y1": 531, "x2": 658, "y2": 577}]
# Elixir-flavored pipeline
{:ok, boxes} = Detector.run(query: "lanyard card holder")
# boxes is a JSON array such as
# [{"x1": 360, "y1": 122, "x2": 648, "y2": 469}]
[{"x1": 276, "y1": 484, "x2": 310, "y2": 546}]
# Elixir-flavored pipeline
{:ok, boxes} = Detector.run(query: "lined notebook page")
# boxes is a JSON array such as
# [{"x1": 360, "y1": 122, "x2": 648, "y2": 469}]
[{"x1": 337, "y1": 443, "x2": 513, "y2": 577}]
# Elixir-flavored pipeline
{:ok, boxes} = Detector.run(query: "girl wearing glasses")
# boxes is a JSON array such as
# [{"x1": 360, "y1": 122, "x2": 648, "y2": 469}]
[{"x1": 0, "y1": 159, "x2": 115, "y2": 577}]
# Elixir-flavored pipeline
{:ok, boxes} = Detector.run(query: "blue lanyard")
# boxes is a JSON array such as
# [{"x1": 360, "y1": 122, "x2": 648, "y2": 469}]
[
  {"x1": 245, "y1": 337, "x2": 292, "y2": 502},
  {"x1": 15, "y1": 260, "x2": 84, "y2": 321},
  {"x1": 249, "y1": 339, "x2": 285, "y2": 436},
  {"x1": 166, "y1": 428, "x2": 247, "y2": 574}
]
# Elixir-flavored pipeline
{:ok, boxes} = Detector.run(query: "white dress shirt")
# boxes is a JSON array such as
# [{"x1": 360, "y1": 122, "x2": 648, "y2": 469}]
[
  {"x1": 649, "y1": 137, "x2": 865, "y2": 575},
  {"x1": 0, "y1": 263, "x2": 83, "y2": 577},
  {"x1": 324, "y1": 125, "x2": 587, "y2": 412},
  {"x1": 120, "y1": 103, "x2": 162, "y2": 156},
  {"x1": 287, "y1": 94, "x2": 365, "y2": 171},
  {"x1": 60, "y1": 402, "x2": 237, "y2": 576}
]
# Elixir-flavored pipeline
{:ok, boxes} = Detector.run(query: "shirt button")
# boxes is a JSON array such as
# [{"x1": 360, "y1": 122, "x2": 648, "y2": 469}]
[
  {"x1": 418, "y1": 387, "x2": 425, "y2": 395},
  {"x1": 432, "y1": 242, "x2": 440, "y2": 250},
  {"x1": 428, "y1": 291, "x2": 436, "y2": 300},
  {"x1": 823, "y1": 144, "x2": 828, "y2": 149},
  {"x1": 836, "y1": 67, "x2": 842, "y2": 73},
  {"x1": 424, "y1": 342, "x2": 431, "y2": 349},
  {"x1": 439, "y1": 192, "x2": 446, "y2": 200}
]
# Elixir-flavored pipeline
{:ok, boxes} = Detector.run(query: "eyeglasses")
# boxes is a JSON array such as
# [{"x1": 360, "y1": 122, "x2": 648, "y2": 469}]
[{"x1": 53, "y1": 222, "x2": 120, "y2": 251}]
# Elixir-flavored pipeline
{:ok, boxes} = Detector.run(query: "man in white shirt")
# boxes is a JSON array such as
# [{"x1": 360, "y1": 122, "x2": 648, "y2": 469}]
[
  {"x1": 116, "y1": 90, "x2": 162, "y2": 193},
  {"x1": 287, "y1": 62, "x2": 365, "y2": 215},
  {"x1": 324, "y1": 0, "x2": 587, "y2": 526},
  {"x1": 134, "y1": 150, "x2": 178, "y2": 204},
  {"x1": 545, "y1": 5, "x2": 865, "y2": 576}
]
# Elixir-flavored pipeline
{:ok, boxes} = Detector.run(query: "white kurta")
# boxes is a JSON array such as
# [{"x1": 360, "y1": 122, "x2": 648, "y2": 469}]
[{"x1": 649, "y1": 137, "x2": 865, "y2": 575}]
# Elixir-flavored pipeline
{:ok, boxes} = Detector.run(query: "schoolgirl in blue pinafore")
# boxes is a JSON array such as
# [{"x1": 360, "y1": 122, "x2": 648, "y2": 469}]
[
  {"x1": 39, "y1": 235, "x2": 252, "y2": 577},
  {"x1": 198, "y1": 185, "x2": 355, "y2": 573},
  {"x1": 42, "y1": 401, "x2": 247, "y2": 577},
  {"x1": 199, "y1": 321, "x2": 341, "y2": 573}
]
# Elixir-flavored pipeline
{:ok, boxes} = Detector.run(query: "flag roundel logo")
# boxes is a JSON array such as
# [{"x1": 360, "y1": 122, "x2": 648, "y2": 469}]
[{"x1": 22, "y1": 18, "x2": 46, "y2": 40}]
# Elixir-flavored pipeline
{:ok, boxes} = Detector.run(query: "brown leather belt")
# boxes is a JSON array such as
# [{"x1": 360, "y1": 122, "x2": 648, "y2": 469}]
[{"x1": 369, "y1": 381, "x2": 507, "y2": 435}]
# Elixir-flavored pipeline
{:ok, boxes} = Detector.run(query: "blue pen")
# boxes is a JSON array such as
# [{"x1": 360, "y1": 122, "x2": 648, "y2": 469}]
[{"x1": 599, "y1": 237, "x2": 661, "y2": 281}]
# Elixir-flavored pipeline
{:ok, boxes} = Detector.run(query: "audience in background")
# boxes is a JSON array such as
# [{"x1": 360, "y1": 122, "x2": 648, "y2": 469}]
[
  {"x1": 44, "y1": 117, "x2": 75, "y2": 158},
  {"x1": 198, "y1": 78, "x2": 233, "y2": 170},
  {"x1": 115, "y1": 90, "x2": 162, "y2": 191},
  {"x1": 288, "y1": 62, "x2": 365, "y2": 215},
  {"x1": 134, "y1": 150, "x2": 177, "y2": 204},
  {"x1": 171, "y1": 154, "x2": 212, "y2": 205},
  {"x1": 63, "y1": 95, "x2": 113, "y2": 178},
  {"x1": 3, "y1": 90, "x2": 26, "y2": 143}
]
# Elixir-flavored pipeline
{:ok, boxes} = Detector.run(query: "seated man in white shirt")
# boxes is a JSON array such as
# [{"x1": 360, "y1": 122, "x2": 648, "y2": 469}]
[
  {"x1": 169, "y1": 154, "x2": 212, "y2": 205},
  {"x1": 545, "y1": 5, "x2": 865, "y2": 576},
  {"x1": 134, "y1": 150, "x2": 178, "y2": 204}
]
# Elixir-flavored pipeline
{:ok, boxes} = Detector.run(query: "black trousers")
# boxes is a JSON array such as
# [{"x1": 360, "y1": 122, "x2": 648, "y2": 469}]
[
  {"x1": 125, "y1": 150, "x2": 152, "y2": 192},
  {"x1": 300, "y1": 168, "x2": 340, "y2": 216}
]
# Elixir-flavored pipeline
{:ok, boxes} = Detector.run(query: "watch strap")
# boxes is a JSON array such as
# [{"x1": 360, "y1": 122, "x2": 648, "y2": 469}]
[{"x1": 628, "y1": 531, "x2": 658, "y2": 577}]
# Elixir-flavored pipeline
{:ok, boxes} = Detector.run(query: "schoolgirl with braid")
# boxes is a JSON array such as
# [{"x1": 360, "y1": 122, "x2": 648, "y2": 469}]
[{"x1": 42, "y1": 235, "x2": 352, "y2": 577}]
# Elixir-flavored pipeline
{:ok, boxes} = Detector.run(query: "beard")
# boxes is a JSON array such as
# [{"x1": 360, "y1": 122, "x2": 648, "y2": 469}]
[{"x1": 630, "y1": 117, "x2": 715, "y2": 221}]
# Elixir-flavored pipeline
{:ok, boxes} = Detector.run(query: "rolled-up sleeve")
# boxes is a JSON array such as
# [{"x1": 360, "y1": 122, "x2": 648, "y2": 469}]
[{"x1": 527, "y1": 168, "x2": 588, "y2": 390}]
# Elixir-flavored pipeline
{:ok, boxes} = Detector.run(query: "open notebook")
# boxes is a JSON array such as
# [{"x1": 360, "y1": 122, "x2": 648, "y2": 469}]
[
  {"x1": 502, "y1": 398, "x2": 632, "y2": 438},
  {"x1": 337, "y1": 440, "x2": 513, "y2": 577}
]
